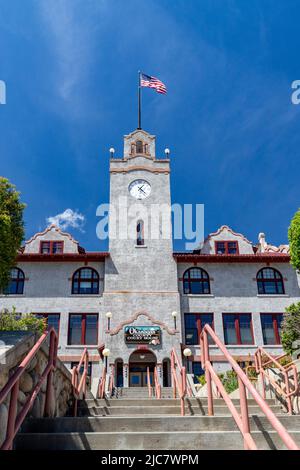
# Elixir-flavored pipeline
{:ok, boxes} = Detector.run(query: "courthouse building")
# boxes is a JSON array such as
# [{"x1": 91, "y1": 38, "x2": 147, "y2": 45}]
[{"x1": 1, "y1": 129, "x2": 299, "y2": 389}]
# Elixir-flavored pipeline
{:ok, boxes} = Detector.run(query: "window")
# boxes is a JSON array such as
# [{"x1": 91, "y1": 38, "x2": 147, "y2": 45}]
[
  {"x1": 136, "y1": 220, "x2": 144, "y2": 246},
  {"x1": 4, "y1": 268, "x2": 25, "y2": 295},
  {"x1": 215, "y1": 241, "x2": 239, "y2": 254},
  {"x1": 183, "y1": 268, "x2": 210, "y2": 294},
  {"x1": 261, "y1": 313, "x2": 283, "y2": 345},
  {"x1": 136, "y1": 140, "x2": 144, "y2": 153},
  {"x1": 257, "y1": 268, "x2": 284, "y2": 295},
  {"x1": 33, "y1": 313, "x2": 60, "y2": 335},
  {"x1": 71, "y1": 361, "x2": 93, "y2": 377},
  {"x1": 223, "y1": 314, "x2": 254, "y2": 345},
  {"x1": 68, "y1": 314, "x2": 98, "y2": 345},
  {"x1": 72, "y1": 268, "x2": 99, "y2": 295},
  {"x1": 192, "y1": 362, "x2": 205, "y2": 383},
  {"x1": 184, "y1": 313, "x2": 214, "y2": 345},
  {"x1": 40, "y1": 241, "x2": 63, "y2": 254}
]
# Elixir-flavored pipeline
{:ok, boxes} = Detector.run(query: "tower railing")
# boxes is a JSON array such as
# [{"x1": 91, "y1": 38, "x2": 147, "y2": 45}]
[{"x1": 200, "y1": 323, "x2": 299, "y2": 450}]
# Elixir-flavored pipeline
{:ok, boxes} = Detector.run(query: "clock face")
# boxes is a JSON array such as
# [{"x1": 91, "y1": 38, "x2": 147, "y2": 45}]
[{"x1": 129, "y1": 179, "x2": 151, "y2": 200}]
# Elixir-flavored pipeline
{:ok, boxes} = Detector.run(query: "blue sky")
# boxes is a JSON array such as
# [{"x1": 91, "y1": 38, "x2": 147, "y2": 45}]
[{"x1": 0, "y1": 0, "x2": 299, "y2": 251}]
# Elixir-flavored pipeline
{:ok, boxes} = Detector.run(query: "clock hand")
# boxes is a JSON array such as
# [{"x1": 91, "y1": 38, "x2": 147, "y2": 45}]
[{"x1": 138, "y1": 187, "x2": 146, "y2": 195}]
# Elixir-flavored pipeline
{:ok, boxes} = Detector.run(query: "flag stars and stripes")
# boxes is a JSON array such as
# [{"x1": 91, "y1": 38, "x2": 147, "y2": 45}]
[{"x1": 140, "y1": 73, "x2": 167, "y2": 95}]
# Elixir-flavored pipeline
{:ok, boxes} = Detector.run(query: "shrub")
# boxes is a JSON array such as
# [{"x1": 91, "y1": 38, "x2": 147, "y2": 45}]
[
  {"x1": 288, "y1": 209, "x2": 300, "y2": 272},
  {"x1": 219, "y1": 370, "x2": 239, "y2": 394},
  {"x1": 281, "y1": 302, "x2": 300, "y2": 354},
  {"x1": 0, "y1": 308, "x2": 46, "y2": 334}
]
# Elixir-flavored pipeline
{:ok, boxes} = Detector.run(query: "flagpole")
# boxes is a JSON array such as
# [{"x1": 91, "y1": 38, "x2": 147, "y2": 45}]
[{"x1": 137, "y1": 70, "x2": 141, "y2": 129}]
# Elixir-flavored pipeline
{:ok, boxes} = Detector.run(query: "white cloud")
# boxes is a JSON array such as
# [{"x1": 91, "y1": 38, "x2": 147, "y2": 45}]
[{"x1": 46, "y1": 208, "x2": 85, "y2": 232}]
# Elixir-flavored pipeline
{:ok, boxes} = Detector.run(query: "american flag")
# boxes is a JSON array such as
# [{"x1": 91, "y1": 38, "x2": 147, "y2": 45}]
[{"x1": 140, "y1": 73, "x2": 167, "y2": 95}]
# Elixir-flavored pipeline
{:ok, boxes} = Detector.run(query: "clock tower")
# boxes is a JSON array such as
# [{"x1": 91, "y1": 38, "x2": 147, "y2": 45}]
[{"x1": 102, "y1": 129, "x2": 181, "y2": 387}]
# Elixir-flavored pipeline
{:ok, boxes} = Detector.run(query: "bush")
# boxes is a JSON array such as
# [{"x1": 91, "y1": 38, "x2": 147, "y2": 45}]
[
  {"x1": 219, "y1": 370, "x2": 239, "y2": 394},
  {"x1": 281, "y1": 302, "x2": 300, "y2": 354},
  {"x1": 0, "y1": 308, "x2": 46, "y2": 334},
  {"x1": 288, "y1": 209, "x2": 300, "y2": 272}
]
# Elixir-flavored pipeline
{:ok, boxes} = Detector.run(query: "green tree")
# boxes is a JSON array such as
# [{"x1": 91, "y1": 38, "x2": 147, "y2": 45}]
[
  {"x1": 0, "y1": 177, "x2": 25, "y2": 291},
  {"x1": 288, "y1": 208, "x2": 300, "y2": 272},
  {"x1": 281, "y1": 302, "x2": 300, "y2": 354},
  {"x1": 0, "y1": 308, "x2": 46, "y2": 334}
]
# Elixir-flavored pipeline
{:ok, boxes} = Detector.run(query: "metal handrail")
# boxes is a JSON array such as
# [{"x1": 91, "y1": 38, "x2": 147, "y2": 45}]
[
  {"x1": 154, "y1": 366, "x2": 161, "y2": 398},
  {"x1": 146, "y1": 366, "x2": 152, "y2": 397},
  {"x1": 254, "y1": 347, "x2": 299, "y2": 414},
  {"x1": 108, "y1": 364, "x2": 115, "y2": 397},
  {"x1": 200, "y1": 324, "x2": 299, "y2": 450},
  {"x1": 171, "y1": 348, "x2": 187, "y2": 415},
  {"x1": 72, "y1": 347, "x2": 89, "y2": 416},
  {"x1": 98, "y1": 366, "x2": 107, "y2": 399},
  {"x1": 0, "y1": 328, "x2": 58, "y2": 450}
]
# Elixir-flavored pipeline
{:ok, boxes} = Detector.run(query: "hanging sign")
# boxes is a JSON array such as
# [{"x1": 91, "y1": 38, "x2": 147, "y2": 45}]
[{"x1": 124, "y1": 326, "x2": 161, "y2": 345}]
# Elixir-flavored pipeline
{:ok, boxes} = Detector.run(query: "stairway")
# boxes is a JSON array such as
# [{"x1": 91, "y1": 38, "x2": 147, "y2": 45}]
[{"x1": 15, "y1": 387, "x2": 300, "y2": 450}]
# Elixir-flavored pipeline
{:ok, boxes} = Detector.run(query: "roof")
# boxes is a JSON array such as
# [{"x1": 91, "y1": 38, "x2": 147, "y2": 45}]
[
  {"x1": 17, "y1": 252, "x2": 109, "y2": 262},
  {"x1": 173, "y1": 253, "x2": 290, "y2": 263}
]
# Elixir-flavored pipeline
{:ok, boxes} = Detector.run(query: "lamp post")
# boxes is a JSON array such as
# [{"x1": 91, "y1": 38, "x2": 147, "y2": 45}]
[
  {"x1": 171, "y1": 311, "x2": 177, "y2": 329},
  {"x1": 164, "y1": 148, "x2": 170, "y2": 159},
  {"x1": 109, "y1": 147, "x2": 115, "y2": 159},
  {"x1": 106, "y1": 311, "x2": 112, "y2": 330},
  {"x1": 183, "y1": 348, "x2": 192, "y2": 373},
  {"x1": 102, "y1": 348, "x2": 110, "y2": 370}
]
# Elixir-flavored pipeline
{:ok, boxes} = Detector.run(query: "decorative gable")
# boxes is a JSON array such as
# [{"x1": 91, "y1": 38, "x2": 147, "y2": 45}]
[
  {"x1": 23, "y1": 225, "x2": 81, "y2": 254},
  {"x1": 123, "y1": 129, "x2": 156, "y2": 160},
  {"x1": 201, "y1": 225, "x2": 255, "y2": 255}
]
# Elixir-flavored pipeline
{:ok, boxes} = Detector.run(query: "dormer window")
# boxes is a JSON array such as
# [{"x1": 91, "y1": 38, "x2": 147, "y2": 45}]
[
  {"x1": 40, "y1": 241, "x2": 64, "y2": 254},
  {"x1": 215, "y1": 241, "x2": 238, "y2": 255},
  {"x1": 136, "y1": 140, "x2": 144, "y2": 154}
]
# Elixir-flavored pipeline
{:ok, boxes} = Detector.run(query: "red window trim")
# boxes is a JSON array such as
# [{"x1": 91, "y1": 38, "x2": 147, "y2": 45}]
[
  {"x1": 215, "y1": 240, "x2": 239, "y2": 255},
  {"x1": 67, "y1": 313, "x2": 99, "y2": 345},
  {"x1": 32, "y1": 313, "x2": 60, "y2": 338},
  {"x1": 260, "y1": 313, "x2": 283, "y2": 345},
  {"x1": 184, "y1": 313, "x2": 214, "y2": 345},
  {"x1": 182, "y1": 267, "x2": 211, "y2": 294},
  {"x1": 256, "y1": 268, "x2": 285, "y2": 295},
  {"x1": 39, "y1": 240, "x2": 64, "y2": 254},
  {"x1": 222, "y1": 313, "x2": 254, "y2": 345}
]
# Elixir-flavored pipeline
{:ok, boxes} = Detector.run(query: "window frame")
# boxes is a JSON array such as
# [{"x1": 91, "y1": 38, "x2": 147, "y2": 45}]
[
  {"x1": 67, "y1": 313, "x2": 99, "y2": 345},
  {"x1": 222, "y1": 313, "x2": 254, "y2": 345},
  {"x1": 256, "y1": 268, "x2": 285, "y2": 295},
  {"x1": 5, "y1": 267, "x2": 25, "y2": 295},
  {"x1": 136, "y1": 220, "x2": 144, "y2": 246},
  {"x1": 215, "y1": 240, "x2": 239, "y2": 255},
  {"x1": 71, "y1": 267, "x2": 100, "y2": 295},
  {"x1": 182, "y1": 267, "x2": 211, "y2": 295},
  {"x1": 184, "y1": 313, "x2": 214, "y2": 345},
  {"x1": 32, "y1": 313, "x2": 60, "y2": 337},
  {"x1": 39, "y1": 240, "x2": 64, "y2": 254},
  {"x1": 260, "y1": 313, "x2": 283, "y2": 345}
]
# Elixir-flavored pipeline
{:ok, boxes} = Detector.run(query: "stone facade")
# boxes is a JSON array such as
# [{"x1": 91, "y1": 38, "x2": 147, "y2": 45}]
[{"x1": 0, "y1": 129, "x2": 299, "y2": 386}]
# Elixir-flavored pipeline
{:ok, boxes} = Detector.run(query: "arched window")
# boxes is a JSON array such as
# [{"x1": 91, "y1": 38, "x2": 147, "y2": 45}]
[
  {"x1": 5, "y1": 268, "x2": 25, "y2": 295},
  {"x1": 136, "y1": 140, "x2": 144, "y2": 154},
  {"x1": 183, "y1": 268, "x2": 210, "y2": 295},
  {"x1": 257, "y1": 268, "x2": 284, "y2": 295},
  {"x1": 136, "y1": 220, "x2": 144, "y2": 246},
  {"x1": 72, "y1": 268, "x2": 99, "y2": 295}
]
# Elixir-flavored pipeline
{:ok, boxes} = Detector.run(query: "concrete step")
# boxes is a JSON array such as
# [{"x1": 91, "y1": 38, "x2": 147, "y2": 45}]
[
  {"x1": 15, "y1": 430, "x2": 300, "y2": 450},
  {"x1": 80, "y1": 398, "x2": 278, "y2": 408},
  {"x1": 20, "y1": 415, "x2": 300, "y2": 434},
  {"x1": 82, "y1": 404, "x2": 284, "y2": 417}
]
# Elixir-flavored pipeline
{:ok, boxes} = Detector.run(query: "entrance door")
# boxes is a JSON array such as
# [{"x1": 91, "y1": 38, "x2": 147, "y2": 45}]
[{"x1": 130, "y1": 372, "x2": 142, "y2": 387}]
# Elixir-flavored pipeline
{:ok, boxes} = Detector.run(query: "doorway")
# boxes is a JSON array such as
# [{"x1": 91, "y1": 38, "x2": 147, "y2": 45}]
[{"x1": 129, "y1": 350, "x2": 156, "y2": 387}]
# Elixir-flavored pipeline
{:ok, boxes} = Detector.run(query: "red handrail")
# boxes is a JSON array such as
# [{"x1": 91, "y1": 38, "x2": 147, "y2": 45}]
[
  {"x1": 98, "y1": 366, "x2": 107, "y2": 399},
  {"x1": 254, "y1": 348, "x2": 299, "y2": 414},
  {"x1": 146, "y1": 366, "x2": 152, "y2": 397},
  {"x1": 200, "y1": 324, "x2": 299, "y2": 450},
  {"x1": 154, "y1": 366, "x2": 161, "y2": 399},
  {"x1": 72, "y1": 347, "x2": 89, "y2": 416},
  {"x1": 0, "y1": 328, "x2": 58, "y2": 450},
  {"x1": 171, "y1": 348, "x2": 187, "y2": 415}
]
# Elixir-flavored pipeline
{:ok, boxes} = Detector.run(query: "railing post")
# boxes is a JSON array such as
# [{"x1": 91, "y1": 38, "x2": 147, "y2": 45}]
[
  {"x1": 147, "y1": 366, "x2": 151, "y2": 397},
  {"x1": 181, "y1": 366, "x2": 186, "y2": 416},
  {"x1": 203, "y1": 330, "x2": 214, "y2": 416},
  {"x1": 171, "y1": 352, "x2": 176, "y2": 399},
  {"x1": 257, "y1": 350, "x2": 266, "y2": 399},
  {"x1": 44, "y1": 330, "x2": 56, "y2": 417},
  {"x1": 284, "y1": 371, "x2": 293, "y2": 415},
  {"x1": 5, "y1": 380, "x2": 19, "y2": 450},
  {"x1": 238, "y1": 376, "x2": 251, "y2": 450}
]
